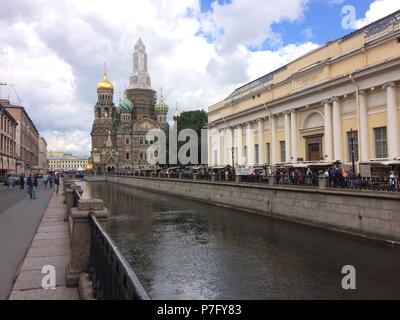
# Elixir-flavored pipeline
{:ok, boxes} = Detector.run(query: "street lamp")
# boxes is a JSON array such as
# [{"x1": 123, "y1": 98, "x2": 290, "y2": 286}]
[
  {"x1": 231, "y1": 146, "x2": 235, "y2": 169},
  {"x1": 350, "y1": 128, "x2": 356, "y2": 174}
]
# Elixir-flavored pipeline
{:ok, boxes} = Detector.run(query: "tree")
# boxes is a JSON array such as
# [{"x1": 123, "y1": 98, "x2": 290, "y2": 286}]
[{"x1": 176, "y1": 110, "x2": 208, "y2": 165}]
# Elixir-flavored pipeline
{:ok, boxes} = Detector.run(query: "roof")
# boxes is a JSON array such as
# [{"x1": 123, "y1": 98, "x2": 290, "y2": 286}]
[
  {"x1": 47, "y1": 156, "x2": 88, "y2": 161},
  {"x1": 223, "y1": 9, "x2": 400, "y2": 101},
  {"x1": 0, "y1": 102, "x2": 18, "y2": 125},
  {"x1": 3, "y1": 104, "x2": 40, "y2": 135}
]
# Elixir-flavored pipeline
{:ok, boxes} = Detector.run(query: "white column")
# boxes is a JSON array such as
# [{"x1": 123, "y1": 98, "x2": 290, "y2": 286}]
[
  {"x1": 290, "y1": 110, "x2": 298, "y2": 163},
  {"x1": 385, "y1": 82, "x2": 399, "y2": 159},
  {"x1": 270, "y1": 115, "x2": 277, "y2": 165},
  {"x1": 219, "y1": 129, "x2": 225, "y2": 165},
  {"x1": 359, "y1": 91, "x2": 369, "y2": 162},
  {"x1": 284, "y1": 112, "x2": 291, "y2": 163},
  {"x1": 236, "y1": 125, "x2": 243, "y2": 165},
  {"x1": 229, "y1": 127, "x2": 234, "y2": 165},
  {"x1": 332, "y1": 97, "x2": 342, "y2": 161},
  {"x1": 216, "y1": 130, "x2": 221, "y2": 165},
  {"x1": 323, "y1": 100, "x2": 333, "y2": 161},
  {"x1": 257, "y1": 119, "x2": 264, "y2": 164},
  {"x1": 246, "y1": 122, "x2": 254, "y2": 166}
]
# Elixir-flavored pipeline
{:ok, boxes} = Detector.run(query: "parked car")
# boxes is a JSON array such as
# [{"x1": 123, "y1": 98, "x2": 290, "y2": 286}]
[{"x1": 6, "y1": 174, "x2": 20, "y2": 186}]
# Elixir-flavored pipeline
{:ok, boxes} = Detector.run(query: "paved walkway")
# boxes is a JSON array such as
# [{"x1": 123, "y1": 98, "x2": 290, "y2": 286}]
[
  {"x1": 0, "y1": 184, "x2": 53, "y2": 299},
  {"x1": 7, "y1": 182, "x2": 79, "y2": 300}
]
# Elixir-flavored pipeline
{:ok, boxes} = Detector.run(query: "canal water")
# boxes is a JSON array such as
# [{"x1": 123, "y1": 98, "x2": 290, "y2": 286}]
[{"x1": 79, "y1": 181, "x2": 400, "y2": 299}]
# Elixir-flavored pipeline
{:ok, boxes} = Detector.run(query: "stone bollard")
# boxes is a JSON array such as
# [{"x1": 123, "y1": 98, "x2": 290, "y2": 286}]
[
  {"x1": 235, "y1": 175, "x2": 241, "y2": 184},
  {"x1": 211, "y1": 175, "x2": 216, "y2": 182},
  {"x1": 179, "y1": 172, "x2": 182, "y2": 179},
  {"x1": 64, "y1": 187, "x2": 74, "y2": 222},
  {"x1": 193, "y1": 173, "x2": 197, "y2": 181},
  {"x1": 318, "y1": 175, "x2": 327, "y2": 189},
  {"x1": 66, "y1": 199, "x2": 109, "y2": 287}
]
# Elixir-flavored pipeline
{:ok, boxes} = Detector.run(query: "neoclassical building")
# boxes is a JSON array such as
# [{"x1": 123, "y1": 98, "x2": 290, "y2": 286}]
[
  {"x1": 91, "y1": 38, "x2": 168, "y2": 173},
  {"x1": 207, "y1": 10, "x2": 400, "y2": 175}
]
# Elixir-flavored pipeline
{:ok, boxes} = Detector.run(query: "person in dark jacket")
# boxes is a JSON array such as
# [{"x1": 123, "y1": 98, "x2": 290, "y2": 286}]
[
  {"x1": 54, "y1": 174, "x2": 60, "y2": 193},
  {"x1": 27, "y1": 175, "x2": 33, "y2": 199},
  {"x1": 32, "y1": 174, "x2": 38, "y2": 199},
  {"x1": 20, "y1": 174, "x2": 25, "y2": 190}
]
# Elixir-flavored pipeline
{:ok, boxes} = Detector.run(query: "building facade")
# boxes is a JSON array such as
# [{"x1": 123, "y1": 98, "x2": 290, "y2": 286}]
[
  {"x1": 0, "y1": 102, "x2": 17, "y2": 178},
  {"x1": 91, "y1": 38, "x2": 168, "y2": 173},
  {"x1": 1, "y1": 100, "x2": 40, "y2": 174},
  {"x1": 207, "y1": 11, "x2": 400, "y2": 175},
  {"x1": 38, "y1": 137, "x2": 48, "y2": 173},
  {"x1": 47, "y1": 152, "x2": 88, "y2": 171}
]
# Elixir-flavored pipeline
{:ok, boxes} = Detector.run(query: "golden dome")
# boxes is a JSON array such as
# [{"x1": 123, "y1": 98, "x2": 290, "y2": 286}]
[{"x1": 96, "y1": 73, "x2": 114, "y2": 91}]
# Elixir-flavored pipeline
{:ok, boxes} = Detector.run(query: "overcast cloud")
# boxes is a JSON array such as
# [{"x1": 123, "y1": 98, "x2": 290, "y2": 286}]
[{"x1": 0, "y1": 0, "x2": 394, "y2": 155}]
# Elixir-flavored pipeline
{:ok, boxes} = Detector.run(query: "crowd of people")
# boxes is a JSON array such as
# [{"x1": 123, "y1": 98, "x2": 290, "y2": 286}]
[
  {"x1": 105, "y1": 163, "x2": 399, "y2": 191},
  {"x1": 3, "y1": 172, "x2": 61, "y2": 199}
]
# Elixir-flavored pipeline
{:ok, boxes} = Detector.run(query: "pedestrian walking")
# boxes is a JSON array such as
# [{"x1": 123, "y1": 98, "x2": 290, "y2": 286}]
[
  {"x1": 43, "y1": 173, "x2": 48, "y2": 189},
  {"x1": 32, "y1": 174, "x2": 38, "y2": 199},
  {"x1": 54, "y1": 174, "x2": 60, "y2": 193},
  {"x1": 20, "y1": 174, "x2": 25, "y2": 190},
  {"x1": 389, "y1": 171, "x2": 397, "y2": 192},
  {"x1": 27, "y1": 175, "x2": 33, "y2": 199}
]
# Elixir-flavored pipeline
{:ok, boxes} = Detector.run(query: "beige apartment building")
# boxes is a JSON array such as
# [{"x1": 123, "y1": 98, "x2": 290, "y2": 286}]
[
  {"x1": 0, "y1": 102, "x2": 17, "y2": 178},
  {"x1": 38, "y1": 137, "x2": 48, "y2": 173},
  {"x1": 207, "y1": 10, "x2": 400, "y2": 176},
  {"x1": 1, "y1": 99, "x2": 40, "y2": 174}
]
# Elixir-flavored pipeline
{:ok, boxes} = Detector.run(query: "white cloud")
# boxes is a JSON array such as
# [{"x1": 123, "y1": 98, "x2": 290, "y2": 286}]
[
  {"x1": 354, "y1": 0, "x2": 400, "y2": 29},
  {"x1": 0, "y1": 0, "x2": 318, "y2": 155}
]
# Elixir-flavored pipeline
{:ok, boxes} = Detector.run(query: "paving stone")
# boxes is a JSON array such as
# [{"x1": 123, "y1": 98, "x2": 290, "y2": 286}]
[
  {"x1": 21, "y1": 255, "x2": 69, "y2": 271},
  {"x1": 9, "y1": 286, "x2": 79, "y2": 300},
  {"x1": 13, "y1": 267, "x2": 66, "y2": 290},
  {"x1": 27, "y1": 245, "x2": 70, "y2": 258}
]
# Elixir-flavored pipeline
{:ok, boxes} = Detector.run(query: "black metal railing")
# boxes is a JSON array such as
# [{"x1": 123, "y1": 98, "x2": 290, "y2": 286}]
[
  {"x1": 326, "y1": 176, "x2": 400, "y2": 192},
  {"x1": 97, "y1": 172, "x2": 400, "y2": 192},
  {"x1": 273, "y1": 174, "x2": 319, "y2": 187},
  {"x1": 72, "y1": 188, "x2": 82, "y2": 207},
  {"x1": 89, "y1": 213, "x2": 150, "y2": 300}
]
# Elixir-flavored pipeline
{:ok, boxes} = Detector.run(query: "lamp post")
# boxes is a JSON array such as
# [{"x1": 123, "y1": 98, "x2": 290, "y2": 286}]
[
  {"x1": 231, "y1": 146, "x2": 235, "y2": 169},
  {"x1": 350, "y1": 128, "x2": 356, "y2": 174}
]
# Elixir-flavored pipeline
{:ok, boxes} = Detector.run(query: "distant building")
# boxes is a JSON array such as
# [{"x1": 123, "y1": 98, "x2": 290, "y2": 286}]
[
  {"x1": 207, "y1": 10, "x2": 400, "y2": 176},
  {"x1": 0, "y1": 101, "x2": 18, "y2": 179},
  {"x1": 1, "y1": 99, "x2": 40, "y2": 174},
  {"x1": 90, "y1": 38, "x2": 169, "y2": 174},
  {"x1": 38, "y1": 137, "x2": 48, "y2": 173},
  {"x1": 47, "y1": 152, "x2": 88, "y2": 171}
]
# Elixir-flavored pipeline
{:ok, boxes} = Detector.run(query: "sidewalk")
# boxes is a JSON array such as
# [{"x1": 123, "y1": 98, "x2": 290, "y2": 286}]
[
  {"x1": 8, "y1": 183, "x2": 79, "y2": 300},
  {"x1": 0, "y1": 185, "x2": 53, "y2": 299}
]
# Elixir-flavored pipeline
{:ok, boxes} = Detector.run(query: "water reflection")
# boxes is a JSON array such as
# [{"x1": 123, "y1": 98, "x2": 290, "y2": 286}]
[{"x1": 80, "y1": 181, "x2": 400, "y2": 300}]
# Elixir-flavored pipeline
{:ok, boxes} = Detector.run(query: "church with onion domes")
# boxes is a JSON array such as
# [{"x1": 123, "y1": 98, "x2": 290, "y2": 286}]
[{"x1": 90, "y1": 38, "x2": 169, "y2": 173}]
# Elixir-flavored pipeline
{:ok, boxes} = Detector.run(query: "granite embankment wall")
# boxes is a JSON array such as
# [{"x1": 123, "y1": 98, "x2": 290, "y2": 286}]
[{"x1": 85, "y1": 175, "x2": 400, "y2": 243}]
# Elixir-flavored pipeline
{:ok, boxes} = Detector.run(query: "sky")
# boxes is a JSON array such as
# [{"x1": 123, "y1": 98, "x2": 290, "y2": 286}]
[{"x1": 0, "y1": 0, "x2": 399, "y2": 156}]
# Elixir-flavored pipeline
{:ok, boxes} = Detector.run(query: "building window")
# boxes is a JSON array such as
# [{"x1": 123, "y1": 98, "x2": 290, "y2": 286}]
[
  {"x1": 125, "y1": 138, "x2": 130, "y2": 145},
  {"x1": 280, "y1": 141, "x2": 285, "y2": 163},
  {"x1": 244, "y1": 146, "x2": 247, "y2": 163},
  {"x1": 125, "y1": 153, "x2": 130, "y2": 161},
  {"x1": 374, "y1": 127, "x2": 388, "y2": 159},
  {"x1": 266, "y1": 143, "x2": 271, "y2": 164},
  {"x1": 347, "y1": 130, "x2": 359, "y2": 162},
  {"x1": 255, "y1": 144, "x2": 259, "y2": 164},
  {"x1": 139, "y1": 137, "x2": 144, "y2": 145},
  {"x1": 213, "y1": 150, "x2": 218, "y2": 165}
]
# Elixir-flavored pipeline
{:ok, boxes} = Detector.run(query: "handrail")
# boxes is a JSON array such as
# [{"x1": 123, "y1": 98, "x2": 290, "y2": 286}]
[{"x1": 89, "y1": 213, "x2": 150, "y2": 300}]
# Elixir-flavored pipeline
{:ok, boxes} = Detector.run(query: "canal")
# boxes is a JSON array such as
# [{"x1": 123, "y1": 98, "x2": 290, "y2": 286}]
[{"x1": 79, "y1": 181, "x2": 400, "y2": 299}]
